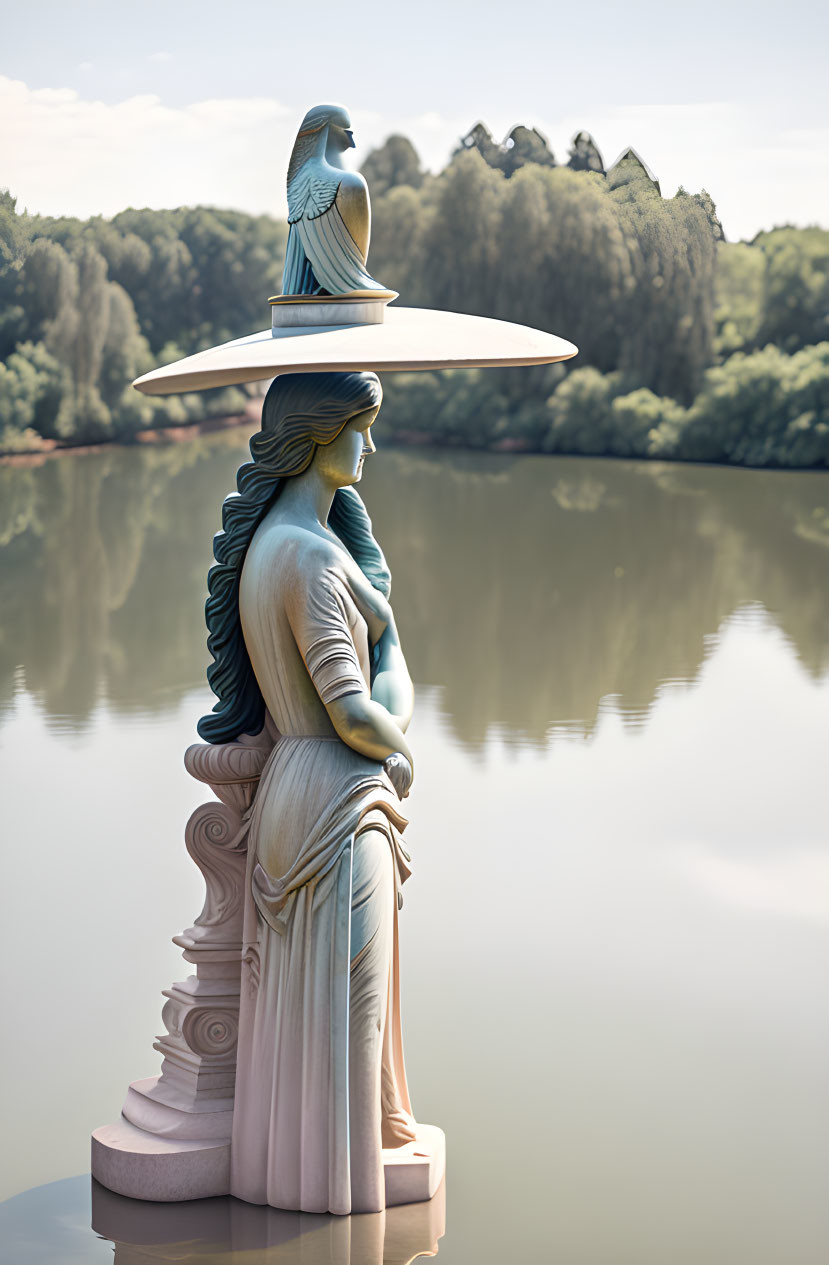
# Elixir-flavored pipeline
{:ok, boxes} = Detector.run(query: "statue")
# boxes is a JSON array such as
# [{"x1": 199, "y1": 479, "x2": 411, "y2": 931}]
[
  {"x1": 213, "y1": 370, "x2": 422, "y2": 1214},
  {"x1": 91, "y1": 370, "x2": 445, "y2": 1217},
  {"x1": 281, "y1": 103, "x2": 387, "y2": 297},
  {"x1": 93, "y1": 101, "x2": 577, "y2": 1232}
]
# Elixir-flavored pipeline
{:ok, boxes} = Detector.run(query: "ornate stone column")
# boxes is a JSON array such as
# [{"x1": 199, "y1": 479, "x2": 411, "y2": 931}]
[{"x1": 91, "y1": 729, "x2": 273, "y2": 1201}]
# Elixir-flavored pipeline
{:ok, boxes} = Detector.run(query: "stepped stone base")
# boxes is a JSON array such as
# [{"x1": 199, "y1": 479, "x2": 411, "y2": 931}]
[
  {"x1": 92, "y1": 1116, "x2": 445, "y2": 1209},
  {"x1": 384, "y1": 1124, "x2": 445, "y2": 1207},
  {"x1": 91, "y1": 1170, "x2": 446, "y2": 1260},
  {"x1": 91, "y1": 1119, "x2": 230, "y2": 1202}
]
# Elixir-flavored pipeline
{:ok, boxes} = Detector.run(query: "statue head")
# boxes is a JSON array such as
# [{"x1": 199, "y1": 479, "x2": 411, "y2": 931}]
[
  {"x1": 199, "y1": 371, "x2": 388, "y2": 745},
  {"x1": 287, "y1": 103, "x2": 356, "y2": 184},
  {"x1": 253, "y1": 371, "x2": 381, "y2": 480}
]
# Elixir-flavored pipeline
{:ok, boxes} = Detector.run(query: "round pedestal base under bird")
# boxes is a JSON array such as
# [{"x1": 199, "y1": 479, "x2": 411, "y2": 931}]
[{"x1": 269, "y1": 290, "x2": 400, "y2": 328}]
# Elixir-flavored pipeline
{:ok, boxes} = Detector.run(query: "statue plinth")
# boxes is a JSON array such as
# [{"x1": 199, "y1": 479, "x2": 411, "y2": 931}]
[
  {"x1": 270, "y1": 291, "x2": 399, "y2": 328},
  {"x1": 91, "y1": 731, "x2": 265, "y2": 1200},
  {"x1": 91, "y1": 724, "x2": 445, "y2": 1206}
]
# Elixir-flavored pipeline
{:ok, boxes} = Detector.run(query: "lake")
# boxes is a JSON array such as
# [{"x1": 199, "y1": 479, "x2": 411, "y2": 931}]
[{"x1": 1, "y1": 432, "x2": 827, "y2": 1264}]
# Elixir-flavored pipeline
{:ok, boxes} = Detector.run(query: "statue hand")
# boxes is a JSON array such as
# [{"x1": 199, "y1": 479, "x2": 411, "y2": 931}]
[{"x1": 383, "y1": 752, "x2": 413, "y2": 800}]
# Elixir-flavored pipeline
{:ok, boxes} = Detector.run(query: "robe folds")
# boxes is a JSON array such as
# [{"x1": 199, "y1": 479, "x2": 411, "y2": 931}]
[{"x1": 230, "y1": 523, "x2": 417, "y2": 1215}]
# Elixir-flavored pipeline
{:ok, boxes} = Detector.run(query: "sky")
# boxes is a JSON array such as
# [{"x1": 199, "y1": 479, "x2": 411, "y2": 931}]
[{"x1": 1, "y1": 0, "x2": 827, "y2": 241}]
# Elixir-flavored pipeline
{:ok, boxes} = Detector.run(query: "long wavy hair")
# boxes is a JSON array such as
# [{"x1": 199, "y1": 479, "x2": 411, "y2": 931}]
[{"x1": 198, "y1": 371, "x2": 388, "y2": 745}]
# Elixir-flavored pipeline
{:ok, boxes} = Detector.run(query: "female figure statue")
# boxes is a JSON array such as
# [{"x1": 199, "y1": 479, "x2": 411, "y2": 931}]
[{"x1": 199, "y1": 370, "x2": 419, "y2": 1216}]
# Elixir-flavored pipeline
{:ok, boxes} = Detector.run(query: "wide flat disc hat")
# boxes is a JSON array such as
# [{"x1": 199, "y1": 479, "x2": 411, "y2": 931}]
[{"x1": 133, "y1": 307, "x2": 578, "y2": 396}]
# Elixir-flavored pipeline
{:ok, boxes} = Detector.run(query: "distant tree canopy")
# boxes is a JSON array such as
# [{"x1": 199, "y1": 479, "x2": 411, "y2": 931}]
[
  {"x1": 753, "y1": 227, "x2": 829, "y2": 351},
  {"x1": 1, "y1": 117, "x2": 827, "y2": 465},
  {"x1": 0, "y1": 192, "x2": 280, "y2": 449},
  {"x1": 368, "y1": 145, "x2": 719, "y2": 401},
  {"x1": 359, "y1": 135, "x2": 424, "y2": 198},
  {"x1": 568, "y1": 131, "x2": 605, "y2": 175}
]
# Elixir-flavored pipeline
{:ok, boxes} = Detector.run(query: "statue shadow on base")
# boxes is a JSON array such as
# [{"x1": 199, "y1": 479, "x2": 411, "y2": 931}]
[{"x1": 91, "y1": 1176, "x2": 446, "y2": 1264}]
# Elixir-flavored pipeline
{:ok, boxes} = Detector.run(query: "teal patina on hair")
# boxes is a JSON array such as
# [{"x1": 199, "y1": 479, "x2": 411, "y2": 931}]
[{"x1": 198, "y1": 371, "x2": 388, "y2": 744}]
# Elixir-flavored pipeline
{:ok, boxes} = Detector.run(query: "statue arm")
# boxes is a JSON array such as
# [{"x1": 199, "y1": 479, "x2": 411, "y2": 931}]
[
  {"x1": 325, "y1": 691, "x2": 413, "y2": 772},
  {"x1": 370, "y1": 619, "x2": 414, "y2": 732}
]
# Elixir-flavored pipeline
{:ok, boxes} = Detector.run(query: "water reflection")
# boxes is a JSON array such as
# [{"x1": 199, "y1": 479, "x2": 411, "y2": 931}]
[
  {"x1": 93, "y1": 1180, "x2": 444, "y2": 1264},
  {"x1": 1, "y1": 442, "x2": 827, "y2": 1264},
  {"x1": 0, "y1": 1175, "x2": 444, "y2": 1264},
  {"x1": 2, "y1": 439, "x2": 828, "y2": 746}
]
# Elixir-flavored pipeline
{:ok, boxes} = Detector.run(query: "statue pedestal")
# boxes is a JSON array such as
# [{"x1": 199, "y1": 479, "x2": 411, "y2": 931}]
[
  {"x1": 91, "y1": 1117, "x2": 231, "y2": 1202},
  {"x1": 91, "y1": 732, "x2": 265, "y2": 1202},
  {"x1": 383, "y1": 1124, "x2": 446, "y2": 1207},
  {"x1": 92, "y1": 726, "x2": 445, "y2": 1209},
  {"x1": 91, "y1": 1165, "x2": 446, "y2": 1262},
  {"x1": 91, "y1": 1117, "x2": 445, "y2": 1206}
]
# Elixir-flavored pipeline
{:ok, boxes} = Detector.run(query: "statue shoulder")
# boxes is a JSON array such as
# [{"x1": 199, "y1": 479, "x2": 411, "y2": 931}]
[
  {"x1": 257, "y1": 522, "x2": 345, "y2": 578},
  {"x1": 337, "y1": 169, "x2": 369, "y2": 196}
]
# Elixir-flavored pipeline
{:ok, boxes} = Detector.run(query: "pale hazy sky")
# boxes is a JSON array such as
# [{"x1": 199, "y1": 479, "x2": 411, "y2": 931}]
[{"x1": 2, "y1": 0, "x2": 827, "y2": 241}]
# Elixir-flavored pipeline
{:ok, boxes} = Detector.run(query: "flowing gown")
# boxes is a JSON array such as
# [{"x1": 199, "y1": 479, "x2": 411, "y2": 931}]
[{"x1": 230, "y1": 520, "x2": 417, "y2": 1215}]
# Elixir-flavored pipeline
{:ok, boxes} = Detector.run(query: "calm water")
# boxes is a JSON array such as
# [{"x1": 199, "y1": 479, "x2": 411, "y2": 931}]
[{"x1": 1, "y1": 434, "x2": 828, "y2": 1264}]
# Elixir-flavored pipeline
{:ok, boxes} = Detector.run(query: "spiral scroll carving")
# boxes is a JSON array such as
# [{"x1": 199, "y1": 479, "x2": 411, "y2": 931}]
[
  {"x1": 184, "y1": 801, "x2": 247, "y2": 935},
  {"x1": 160, "y1": 997, "x2": 184, "y2": 1041},
  {"x1": 182, "y1": 1007, "x2": 239, "y2": 1059},
  {"x1": 184, "y1": 731, "x2": 273, "y2": 814}
]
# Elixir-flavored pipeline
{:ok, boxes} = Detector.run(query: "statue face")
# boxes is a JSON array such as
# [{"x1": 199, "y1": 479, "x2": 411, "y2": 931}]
[
  {"x1": 328, "y1": 123, "x2": 356, "y2": 153},
  {"x1": 315, "y1": 407, "x2": 379, "y2": 487}
]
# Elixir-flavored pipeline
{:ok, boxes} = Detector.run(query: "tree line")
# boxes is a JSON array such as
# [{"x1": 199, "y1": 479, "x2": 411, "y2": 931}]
[
  {"x1": 0, "y1": 194, "x2": 286, "y2": 451},
  {"x1": 1, "y1": 121, "x2": 827, "y2": 465}
]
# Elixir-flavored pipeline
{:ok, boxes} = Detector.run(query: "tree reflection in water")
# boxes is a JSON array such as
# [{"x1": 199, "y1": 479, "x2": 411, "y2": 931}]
[{"x1": 1, "y1": 436, "x2": 828, "y2": 745}]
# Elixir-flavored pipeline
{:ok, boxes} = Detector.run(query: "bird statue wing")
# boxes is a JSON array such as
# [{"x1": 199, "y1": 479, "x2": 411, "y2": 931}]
[
  {"x1": 294, "y1": 201, "x2": 386, "y2": 294},
  {"x1": 286, "y1": 168, "x2": 342, "y2": 224},
  {"x1": 283, "y1": 161, "x2": 386, "y2": 295}
]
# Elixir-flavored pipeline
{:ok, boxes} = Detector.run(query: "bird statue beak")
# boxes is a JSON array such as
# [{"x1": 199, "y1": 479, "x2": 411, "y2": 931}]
[{"x1": 345, "y1": 129, "x2": 356, "y2": 149}]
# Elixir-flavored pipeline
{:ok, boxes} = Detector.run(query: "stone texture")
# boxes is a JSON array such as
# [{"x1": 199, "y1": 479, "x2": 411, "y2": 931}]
[
  {"x1": 384, "y1": 1124, "x2": 446, "y2": 1207},
  {"x1": 91, "y1": 1120, "x2": 230, "y2": 1202}
]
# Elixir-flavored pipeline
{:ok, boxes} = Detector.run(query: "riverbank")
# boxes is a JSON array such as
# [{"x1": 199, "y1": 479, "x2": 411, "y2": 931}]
[
  {"x1": 0, "y1": 401, "x2": 260, "y2": 467},
  {"x1": 4, "y1": 405, "x2": 829, "y2": 473}
]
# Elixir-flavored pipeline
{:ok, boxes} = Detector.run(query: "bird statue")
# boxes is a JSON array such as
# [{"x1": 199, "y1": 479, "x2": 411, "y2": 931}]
[{"x1": 281, "y1": 103, "x2": 388, "y2": 297}]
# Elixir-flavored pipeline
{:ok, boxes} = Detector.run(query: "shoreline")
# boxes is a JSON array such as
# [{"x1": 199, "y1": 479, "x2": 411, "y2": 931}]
[
  {"x1": 2, "y1": 410, "x2": 827, "y2": 474},
  {"x1": 0, "y1": 403, "x2": 262, "y2": 468}
]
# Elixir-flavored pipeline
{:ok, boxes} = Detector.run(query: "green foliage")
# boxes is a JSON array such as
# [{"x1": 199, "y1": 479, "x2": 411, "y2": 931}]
[
  {"x1": 0, "y1": 341, "x2": 65, "y2": 450},
  {"x1": 663, "y1": 342, "x2": 829, "y2": 466},
  {"x1": 610, "y1": 175, "x2": 717, "y2": 402},
  {"x1": 369, "y1": 147, "x2": 717, "y2": 402},
  {"x1": 500, "y1": 126, "x2": 557, "y2": 177},
  {"x1": 383, "y1": 346, "x2": 829, "y2": 469},
  {"x1": 715, "y1": 228, "x2": 829, "y2": 358},
  {"x1": 753, "y1": 227, "x2": 829, "y2": 352},
  {"x1": 0, "y1": 194, "x2": 258, "y2": 450},
  {"x1": 453, "y1": 122, "x2": 556, "y2": 176},
  {"x1": 715, "y1": 241, "x2": 765, "y2": 356},
  {"x1": 360, "y1": 135, "x2": 424, "y2": 197},
  {"x1": 2, "y1": 119, "x2": 826, "y2": 467},
  {"x1": 31, "y1": 206, "x2": 288, "y2": 354},
  {"x1": 538, "y1": 369, "x2": 688, "y2": 460},
  {"x1": 567, "y1": 132, "x2": 605, "y2": 174}
]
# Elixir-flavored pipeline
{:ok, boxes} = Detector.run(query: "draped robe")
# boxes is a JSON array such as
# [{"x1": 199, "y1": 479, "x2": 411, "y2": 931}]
[{"x1": 230, "y1": 521, "x2": 417, "y2": 1215}]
